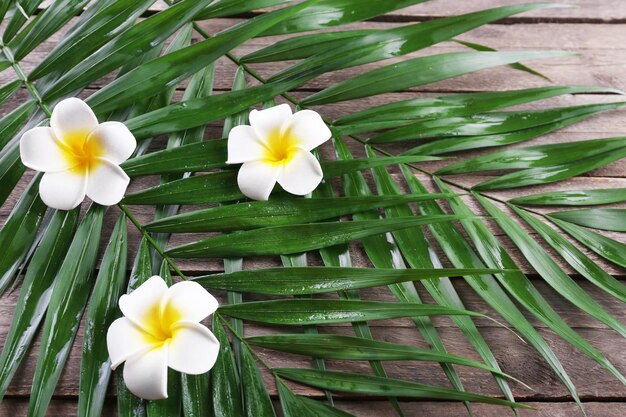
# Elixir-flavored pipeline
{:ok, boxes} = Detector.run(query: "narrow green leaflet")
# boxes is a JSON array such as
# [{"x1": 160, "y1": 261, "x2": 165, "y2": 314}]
[
  {"x1": 407, "y1": 169, "x2": 583, "y2": 407},
  {"x1": 322, "y1": 155, "x2": 443, "y2": 178},
  {"x1": 438, "y1": 135, "x2": 626, "y2": 174},
  {"x1": 549, "y1": 208, "x2": 626, "y2": 232},
  {"x1": 122, "y1": 139, "x2": 438, "y2": 177},
  {"x1": 271, "y1": 4, "x2": 560, "y2": 82},
  {"x1": 147, "y1": 370, "x2": 182, "y2": 417},
  {"x1": 198, "y1": 0, "x2": 293, "y2": 19},
  {"x1": 28, "y1": 0, "x2": 157, "y2": 80},
  {"x1": 219, "y1": 299, "x2": 482, "y2": 325},
  {"x1": 42, "y1": 0, "x2": 211, "y2": 101},
  {"x1": 249, "y1": 334, "x2": 523, "y2": 382},
  {"x1": 262, "y1": 0, "x2": 428, "y2": 35},
  {"x1": 0, "y1": 209, "x2": 77, "y2": 400},
  {"x1": 368, "y1": 150, "x2": 517, "y2": 410},
  {"x1": 2, "y1": 0, "x2": 43, "y2": 42},
  {"x1": 78, "y1": 215, "x2": 128, "y2": 417},
  {"x1": 476, "y1": 194, "x2": 626, "y2": 338},
  {"x1": 0, "y1": 142, "x2": 26, "y2": 207},
  {"x1": 0, "y1": 175, "x2": 47, "y2": 294},
  {"x1": 277, "y1": 379, "x2": 355, "y2": 417},
  {"x1": 313, "y1": 175, "x2": 405, "y2": 415},
  {"x1": 121, "y1": 140, "x2": 227, "y2": 177},
  {"x1": 123, "y1": 171, "x2": 243, "y2": 205},
  {"x1": 332, "y1": 137, "x2": 471, "y2": 412},
  {"x1": 0, "y1": 101, "x2": 37, "y2": 151},
  {"x1": 241, "y1": 344, "x2": 277, "y2": 417},
  {"x1": 370, "y1": 102, "x2": 626, "y2": 144},
  {"x1": 116, "y1": 239, "x2": 152, "y2": 417},
  {"x1": 474, "y1": 146, "x2": 626, "y2": 190},
  {"x1": 438, "y1": 178, "x2": 626, "y2": 385},
  {"x1": 335, "y1": 86, "x2": 619, "y2": 125},
  {"x1": 241, "y1": 30, "x2": 373, "y2": 63},
  {"x1": 0, "y1": 0, "x2": 12, "y2": 23},
  {"x1": 181, "y1": 373, "x2": 210, "y2": 417},
  {"x1": 218, "y1": 66, "x2": 248, "y2": 377},
  {"x1": 88, "y1": 0, "x2": 314, "y2": 114},
  {"x1": 211, "y1": 315, "x2": 244, "y2": 417},
  {"x1": 0, "y1": 81, "x2": 21, "y2": 107},
  {"x1": 454, "y1": 38, "x2": 549, "y2": 80},
  {"x1": 27, "y1": 205, "x2": 105, "y2": 417},
  {"x1": 125, "y1": 80, "x2": 300, "y2": 139},
  {"x1": 512, "y1": 207, "x2": 626, "y2": 303},
  {"x1": 405, "y1": 114, "x2": 591, "y2": 156},
  {"x1": 146, "y1": 194, "x2": 451, "y2": 232},
  {"x1": 511, "y1": 188, "x2": 626, "y2": 206},
  {"x1": 302, "y1": 51, "x2": 572, "y2": 105},
  {"x1": 195, "y1": 267, "x2": 508, "y2": 295},
  {"x1": 275, "y1": 369, "x2": 526, "y2": 408},
  {"x1": 166, "y1": 215, "x2": 469, "y2": 258},
  {"x1": 550, "y1": 217, "x2": 626, "y2": 269},
  {"x1": 9, "y1": 0, "x2": 91, "y2": 62}
]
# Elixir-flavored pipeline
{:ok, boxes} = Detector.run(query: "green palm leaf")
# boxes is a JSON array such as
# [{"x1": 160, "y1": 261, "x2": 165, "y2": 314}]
[
  {"x1": 220, "y1": 299, "x2": 483, "y2": 325},
  {"x1": 2, "y1": 1, "x2": 625, "y2": 416},
  {"x1": 0, "y1": 209, "x2": 77, "y2": 400},
  {"x1": 195, "y1": 267, "x2": 508, "y2": 294},
  {"x1": 27, "y1": 205, "x2": 105, "y2": 417},
  {"x1": 78, "y1": 215, "x2": 127, "y2": 417},
  {"x1": 275, "y1": 369, "x2": 528, "y2": 408}
]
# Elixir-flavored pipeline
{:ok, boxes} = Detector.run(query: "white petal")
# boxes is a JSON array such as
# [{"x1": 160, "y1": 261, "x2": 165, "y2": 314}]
[
  {"x1": 122, "y1": 344, "x2": 169, "y2": 400},
  {"x1": 226, "y1": 125, "x2": 268, "y2": 164},
  {"x1": 87, "y1": 121, "x2": 137, "y2": 164},
  {"x1": 237, "y1": 160, "x2": 281, "y2": 201},
  {"x1": 119, "y1": 276, "x2": 168, "y2": 334},
  {"x1": 20, "y1": 127, "x2": 72, "y2": 173},
  {"x1": 249, "y1": 104, "x2": 292, "y2": 143},
  {"x1": 86, "y1": 159, "x2": 130, "y2": 206},
  {"x1": 107, "y1": 317, "x2": 155, "y2": 370},
  {"x1": 281, "y1": 109, "x2": 331, "y2": 151},
  {"x1": 163, "y1": 281, "x2": 219, "y2": 323},
  {"x1": 168, "y1": 321, "x2": 220, "y2": 375},
  {"x1": 50, "y1": 97, "x2": 99, "y2": 140},
  {"x1": 277, "y1": 148, "x2": 323, "y2": 196},
  {"x1": 39, "y1": 169, "x2": 87, "y2": 210}
]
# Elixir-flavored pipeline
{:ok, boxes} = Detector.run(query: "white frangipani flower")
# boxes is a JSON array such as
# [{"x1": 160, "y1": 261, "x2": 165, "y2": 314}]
[
  {"x1": 226, "y1": 104, "x2": 332, "y2": 200},
  {"x1": 107, "y1": 276, "x2": 220, "y2": 400},
  {"x1": 20, "y1": 97, "x2": 136, "y2": 210}
]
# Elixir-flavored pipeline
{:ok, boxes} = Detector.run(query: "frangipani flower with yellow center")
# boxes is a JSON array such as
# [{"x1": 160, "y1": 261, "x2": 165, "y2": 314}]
[
  {"x1": 20, "y1": 97, "x2": 136, "y2": 210},
  {"x1": 107, "y1": 276, "x2": 220, "y2": 400},
  {"x1": 226, "y1": 104, "x2": 331, "y2": 200}
]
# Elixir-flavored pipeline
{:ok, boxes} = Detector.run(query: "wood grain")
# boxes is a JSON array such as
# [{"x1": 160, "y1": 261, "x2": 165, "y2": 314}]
[
  {"x1": 1, "y1": 2, "x2": 626, "y2": 417},
  {"x1": 1, "y1": 284, "x2": 625, "y2": 400},
  {"x1": 145, "y1": 0, "x2": 626, "y2": 22}
]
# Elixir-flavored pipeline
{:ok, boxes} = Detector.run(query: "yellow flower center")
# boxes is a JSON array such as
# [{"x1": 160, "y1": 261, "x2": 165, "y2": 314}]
[
  {"x1": 263, "y1": 128, "x2": 298, "y2": 165},
  {"x1": 142, "y1": 301, "x2": 183, "y2": 345},
  {"x1": 59, "y1": 130, "x2": 103, "y2": 174}
]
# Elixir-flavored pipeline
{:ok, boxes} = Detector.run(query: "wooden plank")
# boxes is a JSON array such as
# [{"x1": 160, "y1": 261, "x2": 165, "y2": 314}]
[
  {"x1": 145, "y1": 0, "x2": 626, "y2": 23},
  {"x1": 1, "y1": 279, "x2": 625, "y2": 399},
  {"x1": 1, "y1": 5, "x2": 625, "y2": 417},
  {"x1": 3, "y1": 168, "x2": 625, "y2": 276},
  {"x1": 1, "y1": 399, "x2": 624, "y2": 417},
  {"x1": 3, "y1": 21, "x2": 626, "y2": 93}
]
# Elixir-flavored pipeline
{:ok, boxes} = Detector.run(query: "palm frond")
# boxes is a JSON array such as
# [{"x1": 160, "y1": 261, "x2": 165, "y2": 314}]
[{"x1": 0, "y1": 1, "x2": 624, "y2": 416}]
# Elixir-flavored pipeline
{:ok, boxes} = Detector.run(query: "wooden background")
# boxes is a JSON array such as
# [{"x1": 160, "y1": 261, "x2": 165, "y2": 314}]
[{"x1": 1, "y1": 0, "x2": 626, "y2": 416}]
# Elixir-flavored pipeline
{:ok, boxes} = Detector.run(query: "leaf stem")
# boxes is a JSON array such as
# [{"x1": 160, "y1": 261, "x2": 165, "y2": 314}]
[
  {"x1": 0, "y1": 43, "x2": 52, "y2": 117},
  {"x1": 216, "y1": 312, "x2": 276, "y2": 374},
  {"x1": 117, "y1": 203, "x2": 188, "y2": 281}
]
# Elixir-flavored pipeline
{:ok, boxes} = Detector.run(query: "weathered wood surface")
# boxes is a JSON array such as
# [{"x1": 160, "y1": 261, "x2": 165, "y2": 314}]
[
  {"x1": 147, "y1": 0, "x2": 626, "y2": 22},
  {"x1": 1, "y1": 1, "x2": 626, "y2": 416}
]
